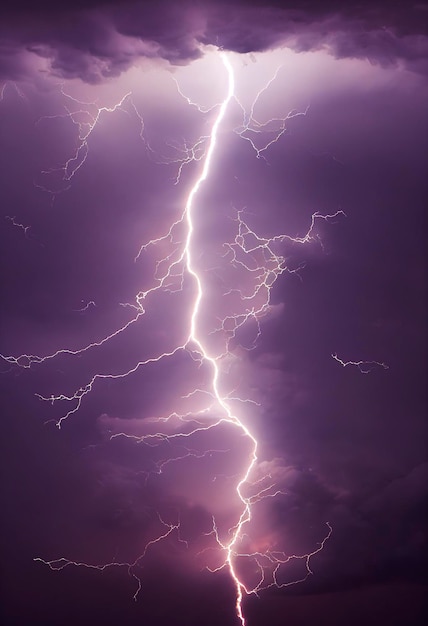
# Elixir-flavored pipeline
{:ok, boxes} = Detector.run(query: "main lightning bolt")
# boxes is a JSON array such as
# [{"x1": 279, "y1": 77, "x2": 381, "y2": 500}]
[
  {"x1": 163, "y1": 53, "x2": 253, "y2": 621},
  {"x1": 2, "y1": 50, "x2": 335, "y2": 624}
]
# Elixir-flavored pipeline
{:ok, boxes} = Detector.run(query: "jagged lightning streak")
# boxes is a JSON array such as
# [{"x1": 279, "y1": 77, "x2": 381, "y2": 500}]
[
  {"x1": 33, "y1": 88, "x2": 133, "y2": 202},
  {"x1": 332, "y1": 353, "x2": 389, "y2": 374},
  {"x1": 181, "y1": 56, "x2": 257, "y2": 618},
  {"x1": 5, "y1": 215, "x2": 31, "y2": 238},
  {"x1": 2, "y1": 50, "x2": 336, "y2": 625}
]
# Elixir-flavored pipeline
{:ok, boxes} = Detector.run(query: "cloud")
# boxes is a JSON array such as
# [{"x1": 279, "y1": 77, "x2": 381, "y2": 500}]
[{"x1": 0, "y1": 0, "x2": 427, "y2": 83}]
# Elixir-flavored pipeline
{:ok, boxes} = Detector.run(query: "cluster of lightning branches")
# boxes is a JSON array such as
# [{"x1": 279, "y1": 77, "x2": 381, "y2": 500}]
[{"x1": 1, "y1": 51, "x2": 341, "y2": 625}]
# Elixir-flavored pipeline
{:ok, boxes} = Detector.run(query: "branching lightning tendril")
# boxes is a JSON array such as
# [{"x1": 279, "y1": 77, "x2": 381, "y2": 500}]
[{"x1": 331, "y1": 353, "x2": 389, "y2": 374}]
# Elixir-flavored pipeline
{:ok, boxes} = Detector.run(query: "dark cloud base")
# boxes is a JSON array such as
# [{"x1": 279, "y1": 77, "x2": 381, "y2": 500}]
[{"x1": 1, "y1": 0, "x2": 427, "y2": 83}]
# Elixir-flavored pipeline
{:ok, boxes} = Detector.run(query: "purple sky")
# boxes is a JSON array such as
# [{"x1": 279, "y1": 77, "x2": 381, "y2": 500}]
[{"x1": 1, "y1": 1, "x2": 427, "y2": 625}]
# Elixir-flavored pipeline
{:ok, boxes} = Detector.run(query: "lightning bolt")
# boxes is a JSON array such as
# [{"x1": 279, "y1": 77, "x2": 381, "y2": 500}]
[
  {"x1": 5, "y1": 215, "x2": 31, "y2": 238},
  {"x1": 179, "y1": 56, "x2": 260, "y2": 615},
  {"x1": 331, "y1": 353, "x2": 389, "y2": 374},
  {"x1": 33, "y1": 88, "x2": 134, "y2": 202},
  {"x1": 73, "y1": 300, "x2": 97, "y2": 313},
  {"x1": 2, "y1": 50, "x2": 337, "y2": 624}
]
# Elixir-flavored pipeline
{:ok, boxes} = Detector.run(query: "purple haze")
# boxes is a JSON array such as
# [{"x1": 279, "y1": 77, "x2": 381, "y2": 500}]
[{"x1": 1, "y1": 2, "x2": 427, "y2": 625}]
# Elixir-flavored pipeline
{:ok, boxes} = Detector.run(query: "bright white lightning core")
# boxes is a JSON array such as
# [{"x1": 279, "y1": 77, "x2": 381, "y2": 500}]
[
  {"x1": 185, "y1": 56, "x2": 257, "y2": 621},
  {"x1": 2, "y1": 50, "x2": 338, "y2": 624}
]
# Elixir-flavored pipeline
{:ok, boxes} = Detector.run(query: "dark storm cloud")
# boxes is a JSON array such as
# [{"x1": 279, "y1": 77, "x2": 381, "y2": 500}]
[{"x1": 0, "y1": 0, "x2": 427, "y2": 83}]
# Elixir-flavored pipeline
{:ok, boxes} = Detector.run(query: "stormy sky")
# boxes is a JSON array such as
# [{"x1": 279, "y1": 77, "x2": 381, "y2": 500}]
[{"x1": 1, "y1": 1, "x2": 427, "y2": 625}]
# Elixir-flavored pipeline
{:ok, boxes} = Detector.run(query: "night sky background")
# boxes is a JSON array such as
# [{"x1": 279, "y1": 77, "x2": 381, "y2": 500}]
[{"x1": 1, "y1": 1, "x2": 427, "y2": 625}]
